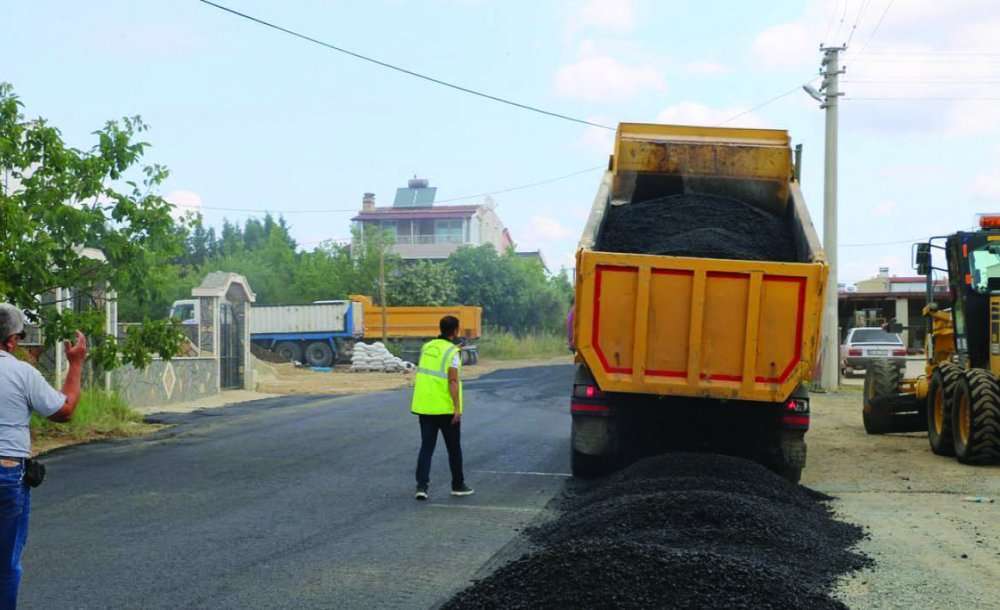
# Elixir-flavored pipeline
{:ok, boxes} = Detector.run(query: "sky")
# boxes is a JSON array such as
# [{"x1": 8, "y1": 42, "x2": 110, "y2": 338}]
[{"x1": 3, "y1": 0, "x2": 1000, "y2": 285}]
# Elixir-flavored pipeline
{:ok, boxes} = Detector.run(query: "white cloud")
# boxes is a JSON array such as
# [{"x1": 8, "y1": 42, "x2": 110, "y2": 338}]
[
  {"x1": 684, "y1": 60, "x2": 729, "y2": 76},
  {"x1": 577, "y1": 0, "x2": 635, "y2": 32},
  {"x1": 751, "y1": 22, "x2": 814, "y2": 69},
  {"x1": 972, "y1": 169, "x2": 1000, "y2": 200},
  {"x1": 872, "y1": 200, "x2": 897, "y2": 217},
  {"x1": 527, "y1": 215, "x2": 573, "y2": 241},
  {"x1": 165, "y1": 189, "x2": 203, "y2": 220},
  {"x1": 656, "y1": 102, "x2": 765, "y2": 129},
  {"x1": 554, "y1": 55, "x2": 665, "y2": 103}
]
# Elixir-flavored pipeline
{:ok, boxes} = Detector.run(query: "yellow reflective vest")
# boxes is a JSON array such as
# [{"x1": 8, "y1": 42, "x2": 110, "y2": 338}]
[{"x1": 411, "y1": 338, "x2": 463, "y2": 415}]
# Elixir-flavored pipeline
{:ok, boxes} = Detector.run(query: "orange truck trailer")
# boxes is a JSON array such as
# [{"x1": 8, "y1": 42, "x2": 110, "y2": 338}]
[
  {"x1": 570, "y1": 123, "x2": 828, "y2": 481},
  {"x1": 349, "y1": 295, "x2": 482, "y2": 364}
]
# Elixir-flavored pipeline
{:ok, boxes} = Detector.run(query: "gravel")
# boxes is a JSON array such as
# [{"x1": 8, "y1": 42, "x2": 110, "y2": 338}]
[
  {"x1": 444, "y1": 541, "x2": 847, "y2": 610},
  {"x1": 445, "y1": 453, "x2": 870, "y2": 609},
  {"x1": 596, "y1": 193, "x2": 797, "y2": 262}
]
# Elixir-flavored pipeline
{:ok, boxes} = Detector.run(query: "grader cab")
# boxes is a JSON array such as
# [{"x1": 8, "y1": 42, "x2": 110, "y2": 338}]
[{"x1": 863, "y1": 215, "x2": 1000, "y2": 464}]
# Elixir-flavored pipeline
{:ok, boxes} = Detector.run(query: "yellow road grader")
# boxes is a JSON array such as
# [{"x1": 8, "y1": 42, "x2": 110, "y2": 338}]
[{"x1": 864, "y1": 216, "x2": 1000, "y2": 464}]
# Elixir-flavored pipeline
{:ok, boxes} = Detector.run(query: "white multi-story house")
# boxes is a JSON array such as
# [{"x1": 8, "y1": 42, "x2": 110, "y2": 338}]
[{"x1": 351, "y1": 177, "x2": 514, "y2": 260}]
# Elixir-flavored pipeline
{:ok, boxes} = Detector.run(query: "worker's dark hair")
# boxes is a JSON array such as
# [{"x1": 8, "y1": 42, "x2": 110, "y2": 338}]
[{"x1": 439, "y1": 315, "x2": 460, "y2": 338}]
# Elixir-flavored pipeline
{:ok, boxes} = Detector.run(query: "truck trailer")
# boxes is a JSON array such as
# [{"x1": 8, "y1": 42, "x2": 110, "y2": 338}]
[
  {"x1": 570, "y1": 123, "x2": 828, "y2": 482},
  {"x1": 170, "y1": 295, "x2": 482, "y2": 367}
]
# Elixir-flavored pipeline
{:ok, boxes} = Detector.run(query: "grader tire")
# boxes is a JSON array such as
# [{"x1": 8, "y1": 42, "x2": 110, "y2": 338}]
[
  {"x1": 863, "y1": 360, "x2": 901, "y2": 434},
  {"x1": 953, "y1": 370, "x2": 1000, "y2": 465},
  {"x1": 927, "y1": 363, "x2": 961, "y2": 456}
]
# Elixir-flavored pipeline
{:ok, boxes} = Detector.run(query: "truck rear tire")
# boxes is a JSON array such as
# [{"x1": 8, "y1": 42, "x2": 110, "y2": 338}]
[
  {"x1": 275, "y1": 341, "x2": 303, "y2": 363},
  {"x1": 774, "y1": 433, "x2": 806, "y2": 484},
  {"x1": 863, "y1": 359, "x2": 900, "y2": 434},
  {"x1": 952, "y1": 369, "x2": 1000, "y2": 464},
  {"x1": 304, "y1": 341, "x2": 335, "y2": 367},
  {"x1": 927, "y1": 363, "x2": 960, "y2": 456},
  {"x1": 571, "y1": 447, "x2": 614, "y2": 479}
]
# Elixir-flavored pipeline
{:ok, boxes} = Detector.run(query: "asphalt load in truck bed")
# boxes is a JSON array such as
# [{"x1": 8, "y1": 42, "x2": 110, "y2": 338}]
[
  {"x1": 444, "y1": 454, "x2": 868, "y2": 609},
  {"x1": 596, "y1": 193, "x2": 797, "y2": 262}
]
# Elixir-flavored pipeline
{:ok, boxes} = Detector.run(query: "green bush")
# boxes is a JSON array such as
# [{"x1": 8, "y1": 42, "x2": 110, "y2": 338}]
[
  {"x1": 478, "y1": 330, "x2": 569, "y2": 360},
  {"x1": 31, "y1": 388, "x2": 143, "y2": 439}
]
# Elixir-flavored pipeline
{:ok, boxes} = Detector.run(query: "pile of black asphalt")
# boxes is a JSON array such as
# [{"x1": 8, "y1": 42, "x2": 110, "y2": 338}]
[
  {"x1": 596, "y1": 193, "x2": 797, "y2": 262},
  {"x1": 444, "y1": 453, "x2": 869, "y2": 609}
]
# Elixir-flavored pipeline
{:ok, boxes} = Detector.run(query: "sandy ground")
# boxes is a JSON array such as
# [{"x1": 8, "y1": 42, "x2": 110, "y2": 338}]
[
  {"x1": 805, "y1": 389, "x2": 1000, "y2": 609},
  {"x1": 251, "y1": 355, "x2": 573, "y2": 396},
  {"x1": 841, "y1": 357, "x2": 926, "y2": 387}
]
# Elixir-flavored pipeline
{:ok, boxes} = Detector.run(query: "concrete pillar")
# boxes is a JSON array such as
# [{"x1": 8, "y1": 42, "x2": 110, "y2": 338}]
[{"x1": 895, "y1": 298, "x2": 909, "y2": 347}]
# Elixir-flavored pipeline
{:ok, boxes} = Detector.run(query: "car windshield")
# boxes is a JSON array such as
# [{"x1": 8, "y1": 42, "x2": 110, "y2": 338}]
[
  {"x1": 969, "y1": 244, "x2": 1000, "y2": 293},
  {"x1": 851, "y1": 329, "x2": 902, "y2": 344}
]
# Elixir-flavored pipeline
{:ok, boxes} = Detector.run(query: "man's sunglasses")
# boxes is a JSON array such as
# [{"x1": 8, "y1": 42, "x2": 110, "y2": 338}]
[{"x1": 5, "y1": 332, "x2": 26, "y2": 341}]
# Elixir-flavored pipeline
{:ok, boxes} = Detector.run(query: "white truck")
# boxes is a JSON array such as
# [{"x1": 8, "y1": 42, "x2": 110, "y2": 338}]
[{"x1": 170, "y1": 299, "x2": 364, "y2": 367}]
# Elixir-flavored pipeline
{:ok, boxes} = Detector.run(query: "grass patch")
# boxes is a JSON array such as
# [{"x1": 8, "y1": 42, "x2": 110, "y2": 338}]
[
  {"x1": 478, "y1": 330, "x2": 569, "y2": 360},
  {"x1": 31, "y1": 388, "x2": 152, "y2": 442}
]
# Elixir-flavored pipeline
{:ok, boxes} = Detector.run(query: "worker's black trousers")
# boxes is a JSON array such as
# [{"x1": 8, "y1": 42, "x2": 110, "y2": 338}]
[{"x1": 415, "y1": 414, "x2": 464, "y2": 490}]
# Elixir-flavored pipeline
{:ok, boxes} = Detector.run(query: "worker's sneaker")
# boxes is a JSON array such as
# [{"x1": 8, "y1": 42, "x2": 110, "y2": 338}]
[
  {"x1": 451, "y1": 484, "x2": 474, "y2": 497},
  {"x1": 415, "y1": 486, "x2": 429, "y2": 501}
]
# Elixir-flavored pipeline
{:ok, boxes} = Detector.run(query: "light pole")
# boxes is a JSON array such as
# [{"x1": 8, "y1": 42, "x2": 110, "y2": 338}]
[{"x1": 805, "y1": 45, "x2": 845, "y2": 391}]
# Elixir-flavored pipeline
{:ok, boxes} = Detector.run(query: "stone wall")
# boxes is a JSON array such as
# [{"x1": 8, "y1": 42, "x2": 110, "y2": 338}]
[{"x1": 111, "y1": 357, "x2": 218, "y2": 408}]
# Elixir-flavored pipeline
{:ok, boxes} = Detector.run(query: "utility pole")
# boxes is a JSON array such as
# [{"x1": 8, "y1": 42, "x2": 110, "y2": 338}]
[
  {"x1": 379, "y1": 247, "x2": 388, "y2": 344},
  {"x1": 808, "y1": 45, "x2": 846, "y2": 391}
]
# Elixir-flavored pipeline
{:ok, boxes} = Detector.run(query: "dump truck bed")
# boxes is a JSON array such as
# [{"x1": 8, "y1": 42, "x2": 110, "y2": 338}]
[
  {"x1": 349, "y1": 295, "x2": 482, "y2": 340},
  {"x1": 575, "y1": 124, "x2": 827, "y2": 403}
]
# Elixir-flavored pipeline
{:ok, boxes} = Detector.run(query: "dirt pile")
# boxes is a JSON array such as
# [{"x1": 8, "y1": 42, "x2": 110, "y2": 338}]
[
  {"x1": 596, "y1": 193, "x2": 796, "y2": 262},
  {"x1": 445, "y1": 453, "x2": 869, "y2": 609}
]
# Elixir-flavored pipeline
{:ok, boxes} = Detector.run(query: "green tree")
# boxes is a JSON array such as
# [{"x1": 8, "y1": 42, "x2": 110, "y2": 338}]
[
  {"x1": 0, "y1": 83, "x2": 185, "y2": 369},
  {"x1": 387, "y1": 261, "x2": 458, "y2": 306}
]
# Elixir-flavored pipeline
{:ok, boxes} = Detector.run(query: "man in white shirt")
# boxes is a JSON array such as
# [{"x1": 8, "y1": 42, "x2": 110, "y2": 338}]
[{"x1": 0, "y1": 303, "x2": 86, "y2": 608}]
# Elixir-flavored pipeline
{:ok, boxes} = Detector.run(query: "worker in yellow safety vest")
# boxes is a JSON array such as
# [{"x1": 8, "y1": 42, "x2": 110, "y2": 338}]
[{"x1": 412, "y1": 315, "x2": 474, "y2": 500}]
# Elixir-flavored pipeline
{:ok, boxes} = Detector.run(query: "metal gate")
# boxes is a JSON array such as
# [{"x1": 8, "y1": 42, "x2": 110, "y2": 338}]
[{"x1": 219, "y1": 302, "x2": 242, "y2": 389}]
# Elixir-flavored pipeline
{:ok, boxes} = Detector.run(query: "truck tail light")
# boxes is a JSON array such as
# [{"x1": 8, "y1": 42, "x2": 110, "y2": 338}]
[
  {"x1": 848, "y1": 348, "x2": 862, "y2": 356},
  {"x1": 782, "y1": 398, "x2": 810, "y2": 429},
  {"x1": 572, "y1": 383, "x2": 609, "y2": 416},
  {"x1": 892, "y1": 349, "x2": 907, "y2": 356},
  {"x1": 571, "y1": 403, "x2": 610, "y2": 415},
  {"x1": 573, "y1": 384, "x2": 604, "y2": 399}
]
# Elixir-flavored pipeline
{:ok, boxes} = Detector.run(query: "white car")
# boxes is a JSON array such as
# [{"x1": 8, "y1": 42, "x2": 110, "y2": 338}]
[{"x1": 840, "y1": 327, "x2": 907, "y2": 377}]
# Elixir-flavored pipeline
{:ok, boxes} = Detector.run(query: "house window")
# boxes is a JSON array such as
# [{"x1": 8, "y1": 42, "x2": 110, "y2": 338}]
[{"x1": 435, "y1": 219, "x2": 464, "y2": 244}]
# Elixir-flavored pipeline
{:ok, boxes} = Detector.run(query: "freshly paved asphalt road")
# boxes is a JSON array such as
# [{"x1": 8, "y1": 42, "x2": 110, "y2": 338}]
[{"x1": 21, "y1": 364, "x2": 574, "y2": 609}]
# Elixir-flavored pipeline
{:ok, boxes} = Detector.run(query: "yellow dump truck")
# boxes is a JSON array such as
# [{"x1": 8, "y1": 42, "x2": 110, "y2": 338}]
[
  {"x1": 349, "y1": 295, "x2": 483, "y2": 363},
  {"x1": 570, "y1": 123, "x2": 828, "y2": 481}
]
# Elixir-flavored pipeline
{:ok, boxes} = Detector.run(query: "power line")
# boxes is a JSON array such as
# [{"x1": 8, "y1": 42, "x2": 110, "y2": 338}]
[
  {"x1": 844, "y1": 79, "x2": 1000, "y2": 84},
  {"x1": 858, "y1": 0, "x2": 896, "y2": 54},
  {"x1": 716, "y1": 80, "x2": 817, "y2": 126},
  {"x1": 198, "y1": 0, "x2": 614, "y2": 131},
  {"x1": 433, "y1": 165, "x2": 605, "y2": 204},
  {"x1": 834, "y1": 0, "x2": 850, "y2": 41},
  {"x1": 846, "y1": 0, "x2": 873, "y2": 46},
  {"x1": 170, "y1": 165, "x2": 606, "y2": 214},
  {"x1": 842, "y1": 237, "x2": 926, "y2": 248},
  {"x1": 823, "y1": 0, "x2": 843, "y2": 43},
  {"x1": 847, "y1": 96, "x2": 1000, "y2": 100}
]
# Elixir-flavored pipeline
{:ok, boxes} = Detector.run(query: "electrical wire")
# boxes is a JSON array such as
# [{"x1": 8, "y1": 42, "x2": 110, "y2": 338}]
[
  {"x1": 846, "y1": 0, "x2": 873, "y2": 47},
  {"x1": 857, "y1": 0, "x2": 895, "y2": 54},
  {"x1": 823, "y1": 0, "x2": 843, "y2": 44},
  {"x1": 170, "y1": 165, "x2": 606, "y2": 214},
  {"x1": 842, "y1": 237, "x2": 927, "y2": 248},
  {"x1": 717, "y1": 78, "x2": 819, "y2": 126},
  {"x1": 847, "y1": 96, "x2": 1000, "y2": 101},
  {"x1": 198, "y1": 0, "x2": 615, "y2": 131}
]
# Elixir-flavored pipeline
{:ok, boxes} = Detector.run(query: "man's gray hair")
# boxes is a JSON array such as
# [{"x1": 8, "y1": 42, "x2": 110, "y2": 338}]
[{"x1": 0, "y1": 303, "x2": 25, "y2": 340}]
